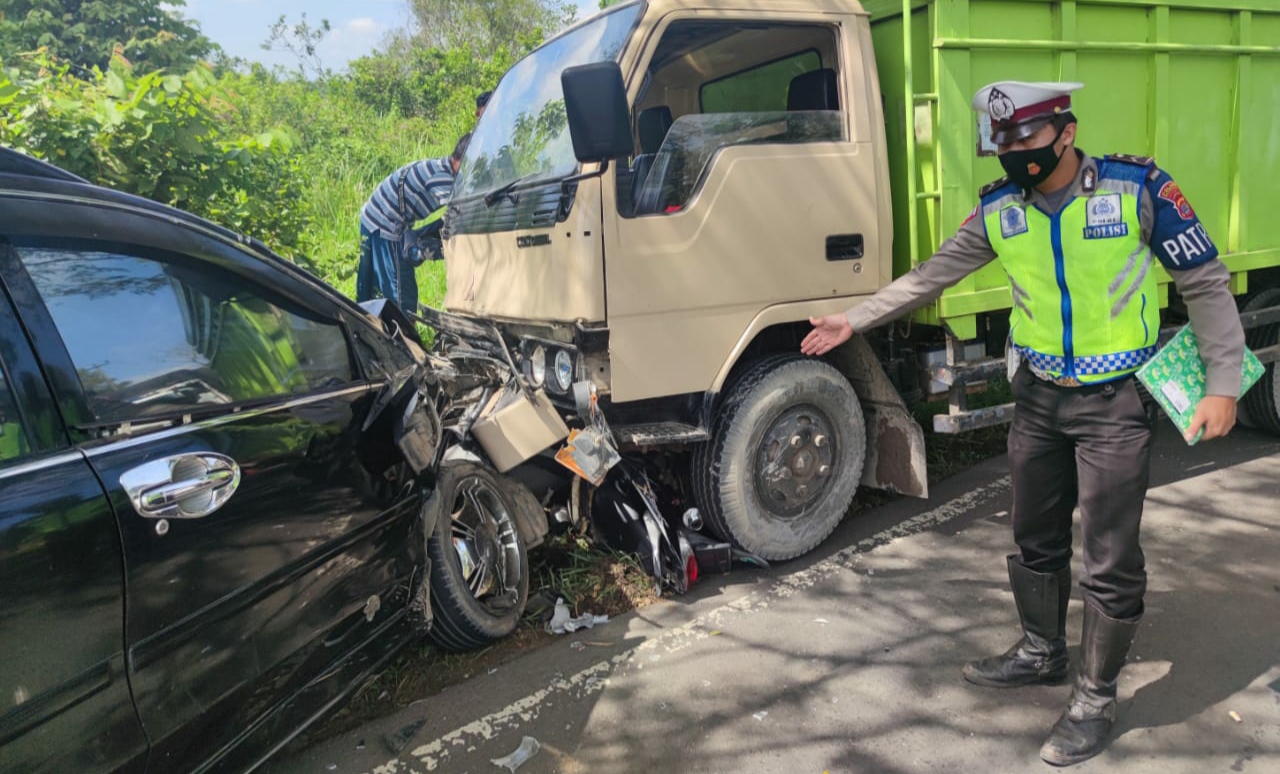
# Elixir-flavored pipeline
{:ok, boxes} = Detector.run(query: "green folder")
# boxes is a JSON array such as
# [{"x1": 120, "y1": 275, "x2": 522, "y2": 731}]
[{"x1": 1135, "y1": 324, "x2": 1266, "y2": 445}]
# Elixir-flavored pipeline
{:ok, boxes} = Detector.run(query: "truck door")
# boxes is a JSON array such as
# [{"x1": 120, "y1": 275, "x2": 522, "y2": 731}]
[{"x1": 603, "y1": 11, "x2": 891, "y2": 403}]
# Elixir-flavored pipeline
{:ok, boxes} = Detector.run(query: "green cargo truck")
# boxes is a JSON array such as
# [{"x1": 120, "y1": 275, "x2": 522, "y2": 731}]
[
  {"x1": 870, "y1": 0, "x2": 1280, "y2": 431},
  {"x1": 423, "y1": 0, "x2": 1280, "y2": 575}
]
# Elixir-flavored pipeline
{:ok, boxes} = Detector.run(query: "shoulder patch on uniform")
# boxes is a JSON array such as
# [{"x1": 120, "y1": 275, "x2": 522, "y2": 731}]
[
  {"x1": 1105, "y1": 153, "x2": 1156, "y2": 168},
  {"x1": 979, "y1": 175, "x2": 1012, "y2": 198}
]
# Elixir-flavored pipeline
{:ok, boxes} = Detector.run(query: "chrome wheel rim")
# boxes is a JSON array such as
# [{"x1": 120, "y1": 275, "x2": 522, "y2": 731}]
[{"x1": 449, "y1": 476, "x2": 522, "y2": 614}]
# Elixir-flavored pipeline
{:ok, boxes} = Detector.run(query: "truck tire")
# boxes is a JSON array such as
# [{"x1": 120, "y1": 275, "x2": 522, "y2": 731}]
[
  {"x1": 693, "y1": 355, "x2": 866, "y2": 562},
  {"x1": 1240, "y1": 288, "x2": 1280, "y2": 435},
  {"x1": 425, "y1": 461, "x2": 530, "y2": 652}
]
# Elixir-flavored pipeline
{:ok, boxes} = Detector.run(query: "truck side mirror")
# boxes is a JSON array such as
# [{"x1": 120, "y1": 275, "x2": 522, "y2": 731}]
[{"x1": 561, "y1": 62, "x2": 634, "y2": 164}]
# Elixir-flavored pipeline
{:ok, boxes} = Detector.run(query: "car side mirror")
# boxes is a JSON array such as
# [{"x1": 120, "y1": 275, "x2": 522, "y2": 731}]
[{"x1": 561, "y1": 62, "x2": 634, "y2": 164}]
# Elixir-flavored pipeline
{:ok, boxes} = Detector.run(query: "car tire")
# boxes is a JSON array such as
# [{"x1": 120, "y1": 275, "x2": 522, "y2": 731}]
[
  {"x1": 1239, "y1": 288, "x2": 1280, "y2": 435},
  {"x1": 693, "y1": 355, "x2": 866, "y2": 562},
  {"x1": 425, "y1": 461, "x2": 530, "y2": 652}
]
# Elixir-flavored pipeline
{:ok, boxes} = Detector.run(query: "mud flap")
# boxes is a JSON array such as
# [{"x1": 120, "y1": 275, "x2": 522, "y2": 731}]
[{"x1": 827, "y1": 335, "x2": 929, "y2": 499}]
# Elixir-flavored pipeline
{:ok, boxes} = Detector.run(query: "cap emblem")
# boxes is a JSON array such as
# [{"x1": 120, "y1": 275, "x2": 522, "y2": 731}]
[{"x1": 988, "y1": 88, "x2": 1016, "y2": 121}]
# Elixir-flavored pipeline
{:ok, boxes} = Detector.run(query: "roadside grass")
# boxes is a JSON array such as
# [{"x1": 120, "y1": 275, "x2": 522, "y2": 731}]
[
  {"x1": 298, "y1": 126, "x2": 453, "y2": 307},
  {"x1": 307, "y1": 533, "x2": 659, "y2": 745}
]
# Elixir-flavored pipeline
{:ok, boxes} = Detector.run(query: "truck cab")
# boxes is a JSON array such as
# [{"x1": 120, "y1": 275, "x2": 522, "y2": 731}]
[{"x1": 434, "y1": 0, "x2": 922, "y2": 563}]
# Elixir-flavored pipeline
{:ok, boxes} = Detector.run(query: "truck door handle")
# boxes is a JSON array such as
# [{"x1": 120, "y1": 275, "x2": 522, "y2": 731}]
[
  {"x1": 826, "y1": 234, "x2": 864, "y2": 261},
  {"x1": 120, "y1": 453, "x2": 241, "y2": 520}
]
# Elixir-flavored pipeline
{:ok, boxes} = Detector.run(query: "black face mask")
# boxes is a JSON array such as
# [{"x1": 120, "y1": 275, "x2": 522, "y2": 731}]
[{"x1": 999, "y1": 124, "x2": 1068, "y2": 189}]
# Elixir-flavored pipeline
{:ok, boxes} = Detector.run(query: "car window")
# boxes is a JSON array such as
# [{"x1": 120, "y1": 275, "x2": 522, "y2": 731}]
[
  {"x1": 15, "y1": 240, "x2": 353, "y2": 423},
  {"x1": 700, "y1": 50, "x2": 821, "y2": 113},
  {"x1": 0, "y1": 362, "x2": 31, "y2": 463}
]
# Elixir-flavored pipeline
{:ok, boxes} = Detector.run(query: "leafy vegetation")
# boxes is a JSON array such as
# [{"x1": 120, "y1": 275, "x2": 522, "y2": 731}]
[
  {"x1": 0, "y1": 0, "x2": 570, "y2": 303},
  {"x1": 0, "y1": 0, "x2": 213, "y2": 74}
]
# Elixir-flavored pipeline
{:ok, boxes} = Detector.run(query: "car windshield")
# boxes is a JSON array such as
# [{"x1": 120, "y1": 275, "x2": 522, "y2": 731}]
[{"x1": 453, "y1": 3, "x2": 643, "y2": 201}]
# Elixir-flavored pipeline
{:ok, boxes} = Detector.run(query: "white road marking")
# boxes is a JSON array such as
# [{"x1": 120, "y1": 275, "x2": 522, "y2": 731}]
[{"x1": 366, "y1": 476, "x2": 1013, "y2": 773}]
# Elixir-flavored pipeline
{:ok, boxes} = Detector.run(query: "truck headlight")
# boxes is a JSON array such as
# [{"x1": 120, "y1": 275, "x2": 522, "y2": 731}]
[
  {"x1": 528, "y1": 345, "x2": 547, "y2": 387},
  {"x1": 554, "y1": 349, "x2": 574, "y2": 392}
]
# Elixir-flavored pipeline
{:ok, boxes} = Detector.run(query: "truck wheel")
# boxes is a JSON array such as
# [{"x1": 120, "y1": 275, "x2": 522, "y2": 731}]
[
  {"x1": 425, "y1": 461, "x2": 529, "y2": 652},
  {"x1": 1240, "y1": 288, "x2": 1280, "y2": 435},
  {"x1": 693, "y1": 355, "x2": 866, "y2": 562}
]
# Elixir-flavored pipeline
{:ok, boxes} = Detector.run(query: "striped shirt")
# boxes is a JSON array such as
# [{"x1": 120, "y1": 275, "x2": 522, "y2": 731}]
[{"x1": 359, "y1": 157, "x2": 454, "y2": 239}]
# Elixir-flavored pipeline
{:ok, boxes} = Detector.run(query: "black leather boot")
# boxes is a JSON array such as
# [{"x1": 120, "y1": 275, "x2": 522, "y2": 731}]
[
  {"x1": 963, "y1": 554, "x2": 1070, "y2": 687},
  {"x1": 1040, "y1": 602, "x2": 1141, "y2": 766}
]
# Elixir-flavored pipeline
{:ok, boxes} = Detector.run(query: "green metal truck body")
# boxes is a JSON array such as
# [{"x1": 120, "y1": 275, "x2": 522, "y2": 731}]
[{"x1": 865, "y1": 0, "x2": 1280, "y2": 340}]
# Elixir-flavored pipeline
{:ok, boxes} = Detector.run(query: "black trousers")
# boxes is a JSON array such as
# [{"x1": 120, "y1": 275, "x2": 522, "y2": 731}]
[{"x1": 1007, "y1": 364, "x2": 1153, "y2": 621}]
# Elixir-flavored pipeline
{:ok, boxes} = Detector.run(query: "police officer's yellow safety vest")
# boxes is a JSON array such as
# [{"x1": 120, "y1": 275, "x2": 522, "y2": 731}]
[{"x1": 982, "y1": 158, "x2": 1161, "y2": 385}]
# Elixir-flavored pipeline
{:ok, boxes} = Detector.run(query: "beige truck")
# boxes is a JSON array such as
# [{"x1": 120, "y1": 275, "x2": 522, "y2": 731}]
[{"x1": 422, "y1": 0, "x2": 1280, "y2": 577}]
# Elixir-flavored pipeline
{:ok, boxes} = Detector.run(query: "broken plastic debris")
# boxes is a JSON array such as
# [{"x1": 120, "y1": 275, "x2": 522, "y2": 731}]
[
  {"x1": 1229, "y1": 710, "x2": 1243, "y2": 723},
  {"x1": 753, "y1": 711, "x2": 768, "y2": 721},
  {"x1": 555, "y1": 424, "x2": 621, "y2": 486},
  {"x1": 546, "y1": 598, "x2": 609, "y2": 634},
  {"x1": 491, "y1": 736, "x2": 540, "y2": 772},
  {"x1": 327, "y1": 765, "x2": 337, "y2": 771},
  {"x1": 814, "y1": 618, "x2": 830, "y2": 625}
]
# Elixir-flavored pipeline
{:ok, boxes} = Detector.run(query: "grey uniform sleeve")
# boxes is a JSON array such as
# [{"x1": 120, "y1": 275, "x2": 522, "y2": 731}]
[
  {"x1": 1168, "y1": 261, "x2": 1245, "y2": 396},
  {"x1": 1140, "y1": 192, "x2": 1246, "y2": 397},
  {"x1": 845, "y1": 215, "x2": 997, "y2": 332}
]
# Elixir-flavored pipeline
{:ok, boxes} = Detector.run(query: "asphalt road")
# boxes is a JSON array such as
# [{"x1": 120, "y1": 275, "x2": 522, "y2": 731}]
[{"x1": 267, "y1": 425, "x2": 1280, "y2": 774}]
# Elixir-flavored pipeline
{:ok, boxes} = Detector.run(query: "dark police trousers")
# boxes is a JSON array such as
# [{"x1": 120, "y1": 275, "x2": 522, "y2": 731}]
[{"x1": 1008, "y1": 363, "x2": 1153, "y2": 621}]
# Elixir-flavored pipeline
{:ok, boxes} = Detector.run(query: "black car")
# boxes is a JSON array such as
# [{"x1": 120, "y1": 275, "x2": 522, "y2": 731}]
[{"x1": 0, "y1": 150, "x2": 538, "y2": 774}]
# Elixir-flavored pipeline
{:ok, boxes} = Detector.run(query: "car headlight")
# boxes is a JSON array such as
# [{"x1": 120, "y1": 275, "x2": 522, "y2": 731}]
[
  {"x1": 528, "y1": 345, "x2": 547, "y2": 387},
  {"x1": 553, "y1": 349, "x2": 574, "y2": 392}
]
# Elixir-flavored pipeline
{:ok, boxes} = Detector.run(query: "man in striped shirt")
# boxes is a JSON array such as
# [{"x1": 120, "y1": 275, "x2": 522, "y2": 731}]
[{"x1": 356, "y1": 133, "x2": 469, "y2": 313}]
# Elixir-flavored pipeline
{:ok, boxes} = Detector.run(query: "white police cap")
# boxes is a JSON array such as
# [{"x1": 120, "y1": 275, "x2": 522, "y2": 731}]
[{"x1": 973, "y1": 81, "x2": 1083, "y2": 144}]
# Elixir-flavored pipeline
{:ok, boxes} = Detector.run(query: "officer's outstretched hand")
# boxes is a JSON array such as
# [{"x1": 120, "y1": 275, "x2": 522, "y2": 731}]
[
  {"x1": 1185, "y1": 395, "x2": 1237, "y2": 442},
  {"x1": 801, "y1": 315, "x2": 855, "y2": 356}
]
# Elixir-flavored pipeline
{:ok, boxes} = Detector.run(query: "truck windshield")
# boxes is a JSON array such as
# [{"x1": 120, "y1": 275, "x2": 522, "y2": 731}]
[{"x1": 453, "y1": 3, "x2": 643, "y2": 202}]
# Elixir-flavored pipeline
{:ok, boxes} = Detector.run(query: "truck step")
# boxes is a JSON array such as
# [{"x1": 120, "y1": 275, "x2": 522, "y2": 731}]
[
  {"x1": 933, "y1": 402, "x2": 1016, "y2": 434},
  {"x1": 928, "y1": 357, "x2": 1009, "y2": 387},
  {"x1": 614, "y1": 422, "x2": 710, "y2": 449}
]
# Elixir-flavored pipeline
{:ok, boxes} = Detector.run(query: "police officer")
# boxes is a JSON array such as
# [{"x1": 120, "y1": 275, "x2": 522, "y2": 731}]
[{"x1": 802, "y1": 81, "x2": 1245, "y2": 766}]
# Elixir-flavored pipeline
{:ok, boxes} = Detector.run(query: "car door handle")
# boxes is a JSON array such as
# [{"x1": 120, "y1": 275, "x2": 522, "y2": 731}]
[
  {"x1": 826, "y1": 234, "x2": 864, "y2": 261},
  {"x1": 120, "y1": 453, "x2": 242, "y2": 520}
]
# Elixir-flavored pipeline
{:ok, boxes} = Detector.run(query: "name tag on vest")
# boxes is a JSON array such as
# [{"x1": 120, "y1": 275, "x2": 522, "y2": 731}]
[{"x1": 1084, "y1": 223, "x2": 1130, "y2": 239}]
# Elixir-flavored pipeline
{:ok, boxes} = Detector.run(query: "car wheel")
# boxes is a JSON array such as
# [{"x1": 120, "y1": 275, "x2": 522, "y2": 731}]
[
  {"x1": 1240, "y1": 288, "x2": 1280, "y2": 435},
  {"x1": 693, "y1": 355, "x2": 866, "y2": 562},
  {"x1": 425, "y1": 461, "x2": 530, "y2": 652}
]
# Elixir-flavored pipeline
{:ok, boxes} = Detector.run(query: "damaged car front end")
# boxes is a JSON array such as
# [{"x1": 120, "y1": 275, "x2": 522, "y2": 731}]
[{"x1": 415, "y1": 305, "x2": 756, "y2": 599}]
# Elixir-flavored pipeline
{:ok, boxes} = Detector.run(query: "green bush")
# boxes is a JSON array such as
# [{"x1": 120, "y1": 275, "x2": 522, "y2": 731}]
[{"x1": 0, "y1": 52, "x2": 310, "y2": 259}]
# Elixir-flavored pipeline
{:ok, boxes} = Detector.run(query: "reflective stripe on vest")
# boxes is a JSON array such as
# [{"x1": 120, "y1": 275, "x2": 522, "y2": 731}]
[{"x1": 983, "y1": 160, "x2": 1160, "y2": 384}]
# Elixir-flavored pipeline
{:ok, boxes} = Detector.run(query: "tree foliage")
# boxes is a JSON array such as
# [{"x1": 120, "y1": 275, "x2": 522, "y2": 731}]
[
  {"x1": 0, "y1": 0, "x2": 214, "y2": 74},
  {"x1": 0, "y1": 53, "x2": 308, "y2": 258},
  {"x1": 406, "y1": 0, "x2": 574, "y2": 53}
]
